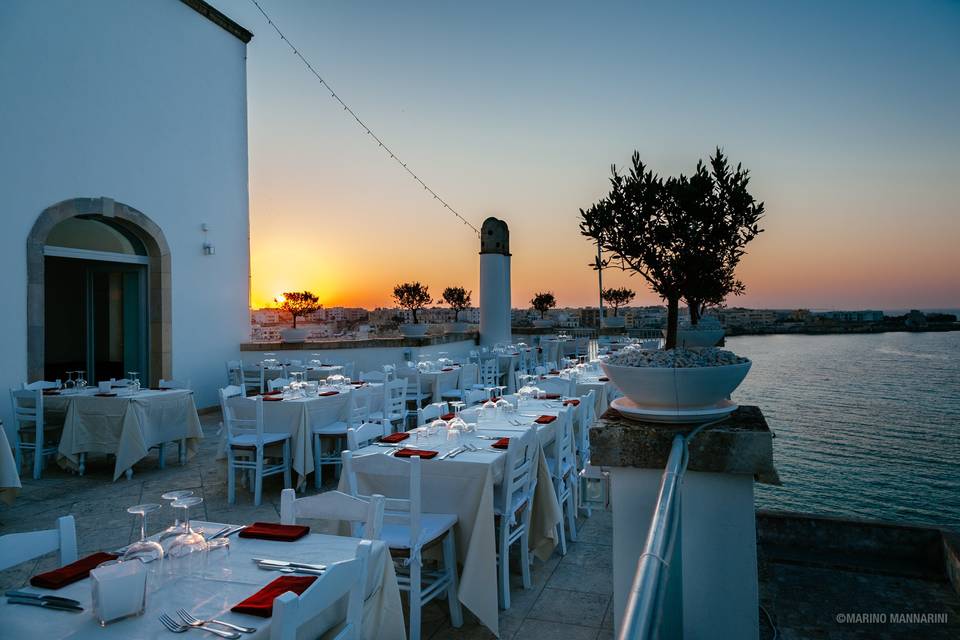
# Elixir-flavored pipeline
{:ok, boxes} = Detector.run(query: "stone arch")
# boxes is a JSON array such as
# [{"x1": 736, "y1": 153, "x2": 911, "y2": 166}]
[{"x1": 27, "y1": 197, "x2": 171, "y2": 384}]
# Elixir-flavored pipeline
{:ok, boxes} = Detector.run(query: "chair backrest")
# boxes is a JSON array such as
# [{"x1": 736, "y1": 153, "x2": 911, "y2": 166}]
[
  {"x1": 280, "y1": 488, "x2": 385, "y2": 541},
  {"x1": 381, "y1": 379, "x2": 406, "y2": 418},
  {"x1": 10, "y1": 387, "x2": 42, "y2": 433},
  {"x1": 219, "y1": 385, "x2": 243, "y2": 418},
  {"x1": 358, "y1": 370, "x2": 385, "y2": 383},
  {"x1": 0, "y1": 515, "x2": 77, "y2": 572},
  {"x1": 417, "y1": 401, "x2": 449, "y2": 426},
  {"x1": 346, "y1": 422, "x2": 385, "y2": 450},
  {"x1": 271, "y1": 539, "x2": 371, "y2": 640},
  {"x1": 267, "y1": 377, "x2": 291, "y2": 392},
  {"x1": 158, "y1": 378, "x2": 191, "y2": 390},
  {"x1": 341, "y1": 451, "x2": 425, "y2": 554},
  {"x1": 576, "y1": 390, "x2": 596, "y2": 464},
  {"x1": 222, "y1": 393, "x2": 267, "y2": 445},
  {"x1": 226, "y1": 360, "x2": 242, "y2": 386},
  {"x1": 457, "y1": 362, "x2": 479, "y2": 390},
  {"x1": 240, "y1": 362, "x2": 264, "y2": 393},
  {"x1": 346, "y1": 387, "x2": 370, "y2": 426},
  {"x1": 497, "y1": 426, "x2": 539, "y2": 520},
  {"x1": 22, "y1": 380, "x2": 60, "y2": 390},
  {"x1": 478, "y1": 358, "x2": 498, "y2": 387},
  {"x1": 552, "y1": 406, "x2": 576, "y2": 479}
]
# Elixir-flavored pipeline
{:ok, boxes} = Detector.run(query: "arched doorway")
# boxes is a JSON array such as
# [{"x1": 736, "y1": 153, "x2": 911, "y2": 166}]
[{"x1": 26, "y1": 197, "x2": 171, "y2": 385}]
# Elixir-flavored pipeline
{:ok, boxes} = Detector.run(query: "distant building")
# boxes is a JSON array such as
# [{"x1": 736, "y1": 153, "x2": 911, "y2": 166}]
[{"x1": 816, "y1": 310, "x2": 884, "y2": 323}]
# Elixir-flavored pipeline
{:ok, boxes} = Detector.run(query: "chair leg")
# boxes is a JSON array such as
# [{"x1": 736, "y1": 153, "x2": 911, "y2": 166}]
[
  {"x1": 442, "y1": 531, "x2": 463, "y2": 627},
  {"x1": 519, "y1": 528, "x2": 532, "y2": 590},
  {"x1": 78, "y1": 453, "x2": 86, "y2": 476},
  {"x1": 283, "y1": 440, "x2": 292, "y2": 489},
  {"x1": 227, "y1": 450, "x2": 236, "y2": 504},
  {"x1": 409, "y1": 558, "x2": 422, "y2": 640},
  {"x1": 157, "y1": 443, "x2": 166, "y2": 469},
  {"x1": 14, "y1": 434, "x2": 22, "y2": 473},
  {"x1": 556, "y1": 483, "x2": 568, "y2": 556},
  {"x1": 254, "y1": 449, "x2": 264, "y2": 506},
  {"x1": 313, "y1": 433, "x2": 322, "y2": 490},
  {"x1": 566, "y1": 479, "x2": 578, "y2": 543},
  {"x1": 33, "y1": 439, "x2": 43, "y2": 480},
  {"x1": 498, "y1": 521, "x2": 511, "y2": 610}
]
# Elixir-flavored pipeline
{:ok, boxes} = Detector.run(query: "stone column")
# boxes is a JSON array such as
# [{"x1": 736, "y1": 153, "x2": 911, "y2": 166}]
[
  {"x1": 479, "y1": 217, "x2": 511, "y2": 347},
  {"x1": 591, "y1": 406, "x2": 779, "y2": 640}
]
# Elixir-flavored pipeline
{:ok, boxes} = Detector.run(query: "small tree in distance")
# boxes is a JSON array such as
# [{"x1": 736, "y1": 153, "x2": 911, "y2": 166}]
[
  {"x1": 601, "y1": 287, "x2": 636, "y2": 318},
  {"x1": 441, "y1": 286, "x2": 472, "y2": 322},
  {"x1": 393, "y1": 282, "x2": 432, "y2": 324},
  {"x1": 278, "y1": 291, "x2": 320, "y2": 329},
  {"x1": 531, "y1": 292, "x2": 557, "y2": 319}
]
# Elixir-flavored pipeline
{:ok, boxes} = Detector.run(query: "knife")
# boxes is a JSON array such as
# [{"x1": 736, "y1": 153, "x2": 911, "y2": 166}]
[
  {"x1": 5, "y1": 591, "x2": 81, "y2": 607},
  {"x1": 6, "y1": 597, "x2": 84, "y2": 612},
  {"x1": 254, "y1": 558, "x2": 326, "y2": 572},
  {"x1": 438, "y1": 447, "x2": 463, "y2": 460}
]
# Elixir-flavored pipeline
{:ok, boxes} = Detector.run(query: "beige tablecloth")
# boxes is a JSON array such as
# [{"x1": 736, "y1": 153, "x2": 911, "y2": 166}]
[
  {"x1": 54, "y1": 389, "x2": 203, "y2": 481},
  {"x1": 0, "y1": 424, "x2": 20, "y2": 505},
  {"x1": 0, "y1": 522, "x2": 405, "y2": 640},
  {"x1": 342, "y1": 403, "x2": 563, "y2": 636}
]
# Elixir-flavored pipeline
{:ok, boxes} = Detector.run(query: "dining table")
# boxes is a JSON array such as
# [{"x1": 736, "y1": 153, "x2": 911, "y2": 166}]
[
  {"x1": 46, "y1": 388, "x2": 204, "y2": 481},
  {"x1": 0, "y1": 422, "x2": 21, "y2": 504},
  {"x1": 402, "y1": 366, "x2": 461, "y2": 400},
  {"x1": 0, "y1": 521, "x2": 405, "y2": 640},
  {"x1": 222, "y1": 384, "x2": 384, "y2": 488},
  {"x1": 341, "y1": 397, "x2": 566, "y2": 636}
]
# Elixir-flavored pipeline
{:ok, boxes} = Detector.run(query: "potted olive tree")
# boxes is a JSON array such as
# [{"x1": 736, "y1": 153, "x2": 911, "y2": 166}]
[
  {"x1": 601, "y1": 287, "x2": 635, "y2": 328},
  {"x1": 278, "y1": 291, "x2": 320, "y2": 343},
  {"x1": 442, "y1": 286, "x2": 472, "y2": 334},
  {"x1": 531, "y1": 292, "x2": 557, "y2": 328},
  {"x1": 580, "y1": 148, "x2": 764, "y2": 415},
  {"x1": 393, "y1": 282, "x2": 432, "y2": 338}
]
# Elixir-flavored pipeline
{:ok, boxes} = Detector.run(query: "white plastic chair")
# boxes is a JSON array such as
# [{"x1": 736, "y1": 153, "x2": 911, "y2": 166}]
[
  {"x1": 0, "y1": 515, "x2": 77, "y2": 572},
  {"x1": 477, "y1": 358, "x2": 499, "y2": 389},
  {"x1": 416, "y1": 401, "x2": 449, "y2": 426},
  {"x1": 221, "y1": 391, "x2": 292, "y2": 506},
  {"x1": 341, "y1": 452, "x2": 463, "y2": 640},
  {"x1": 367, "y1": 379, "x2": 406, "y2": 432},
  {"x1": 22, "y1": 380, "x2": 60, "y2": 390},
  {"x1": 400, "y1": 369, "x2": 432, "y2": 423},
  {"x1": 440, "y1": 362, "x2": 475, "y2": 403},
  {"x1": 280, "y1": 488, "x2": 385, "y2": 540},
  {"x1": 546, "y1": 407, "x2": 578, "y2": 555},
  {"x1": 10, "y1": 387, "x2": 60, "y2": 480},
  {"x1": 312, "y1": 390, "x2": 370, "y2": 489},
  {"x1": 240, "y1": 362, "x2": 265, "y2": 395},
  {"x1": 493, "y1": 425, "x2": 539, "y2": 609},
  {"x1": 575, "y1": 390, "x2": 597, "y2": 469},
  {"x1": 271, "y1": 540, "x2": 372, "y2": 640},
  {"x1": 267, "y1": 377, "x2": 291, "y2": 393},
  {"x1": 226, "y1": 360, "x2": 243, "y2": 386},
  {"x1": 346, "y1": 422, "x2": 386, "y2": 451}
]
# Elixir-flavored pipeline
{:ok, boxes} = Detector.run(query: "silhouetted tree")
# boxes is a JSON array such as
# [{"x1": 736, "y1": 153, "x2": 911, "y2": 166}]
[
  {"x1": 441, "y1": 286, "x2": 472, "y2": 321},
  {"x1": 601, "y1": 287, "x2": 636, "y2": 318},
  {"x1": 531, "y1": 292, "x2": 557, "y2": 319},
  {"x1": 278, "y1": 291, "x2": 320, "y2": 329},
  {"x1": 393, "y1": 282, "x2": 432, "y2": 324}
]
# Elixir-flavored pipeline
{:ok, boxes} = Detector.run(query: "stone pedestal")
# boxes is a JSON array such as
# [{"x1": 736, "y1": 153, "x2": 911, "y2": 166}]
[{"x1": 591, "y1": 406, "x2": 778, "y2": 640}]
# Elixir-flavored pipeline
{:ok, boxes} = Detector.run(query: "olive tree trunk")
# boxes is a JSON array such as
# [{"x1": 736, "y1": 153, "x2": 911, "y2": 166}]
[{"x1": 664, "y1": 296, "x2": 679, "y2": 350}]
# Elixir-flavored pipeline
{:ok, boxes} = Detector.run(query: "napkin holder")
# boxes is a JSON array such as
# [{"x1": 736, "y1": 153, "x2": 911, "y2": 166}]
[{"x1": 90, "y1": 560, "x2": 147, "y2": 626}]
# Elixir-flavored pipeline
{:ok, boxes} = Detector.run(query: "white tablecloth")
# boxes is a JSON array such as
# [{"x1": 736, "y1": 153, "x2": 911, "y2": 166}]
[
  {"x1": 0, "y1": 424, "x2": 20, "y2": 505},
  {"x1": 342, "y1": 398, "x2": 565, "y2": 636},
  {"x1": 51, "y1": 389, "x2": 203, "y2": 481},
  {"x1": 0, "y1": 522, "x2": 404, "y2": 640}
]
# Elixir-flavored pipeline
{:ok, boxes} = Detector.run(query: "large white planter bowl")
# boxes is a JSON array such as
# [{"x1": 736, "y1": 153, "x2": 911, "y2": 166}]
[
  {"x1": 444, "y1": 321, "x2": 471, "y2": 334},
  {"x1": 662, "y1": 328, "x2": 725, "y2": 348},
  {"x1": 280, "y1": 328, "x2": 308, "y2": 343},
  {"x1": 399, "y1": 323, "x2": 429, "y2": 338},
  {"x1": 600, "y1": 359, "x2": 751, "y2": 409}
]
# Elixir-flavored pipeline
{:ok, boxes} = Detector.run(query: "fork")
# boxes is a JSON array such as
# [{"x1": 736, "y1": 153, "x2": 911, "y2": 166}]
[
  {"x1": 176, "y1": 608, "x2": 256, "y2": 634},
  {"x1": 159, "y1": 612, "x2": 240, "y2": 638}
]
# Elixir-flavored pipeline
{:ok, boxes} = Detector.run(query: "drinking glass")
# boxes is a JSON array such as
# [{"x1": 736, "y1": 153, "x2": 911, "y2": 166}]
[
  {"x1": 159, "y1": 490, "x2": 194, "y2": 540},
  {"x1": 76, "y1": 370, "x2": 87, "y2": 390},
  {"x1": 121, "y1": 504, "x2": 164, "y2": 563},
  {"x1": 128, "y1": 372, "x2": 140, "y2": 394},
  {"x1": 415, "y1": 427, "x2": 429, "y2": 447},
  {"x1": 166, "y1": 497, "x2": 207, "y2": 558},
  {"x1": 64, "y1": 371, "x2": 75, "y2": 392}
]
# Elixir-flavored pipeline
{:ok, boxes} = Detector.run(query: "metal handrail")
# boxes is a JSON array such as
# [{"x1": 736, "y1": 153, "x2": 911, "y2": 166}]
[{"x1": 618, "y1": 434, "x2": 686, "y2": 640}]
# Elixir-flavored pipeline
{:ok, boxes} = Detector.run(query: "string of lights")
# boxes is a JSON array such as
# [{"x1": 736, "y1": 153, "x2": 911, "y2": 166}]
[{"x1": 248, "y1": 0, "x2": 481, "y2": 237}]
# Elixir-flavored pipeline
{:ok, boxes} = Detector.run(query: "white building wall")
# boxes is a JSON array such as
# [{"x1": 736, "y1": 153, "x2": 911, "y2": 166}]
[{"x1": 0, "y1": 0, "x2": 251, "y2": 427}]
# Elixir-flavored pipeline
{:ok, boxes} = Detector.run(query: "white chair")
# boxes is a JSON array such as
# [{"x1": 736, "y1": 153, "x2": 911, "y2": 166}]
[
  {"x1": 280, "y1": 488, "x2": 385, "y2": 541},
  {"x1": 477, "y1": 358, "x2": 499, "y2": 389},
  {"x1": 271, "y1": 539, "x2": 372, "y2": 640},
  {"x1": 416, "y1": 401, "x2": 449, "y2": 426},
  {"x1": 240, "y1": 362, "x2": 265, "y2": 395},
  {"x1": 22, "y1": 380, "x2": 60, "y2": 390},
  {"x1": 346, "y1": 422, "x2": 386, "y2": 451},
  {"x1": 0, "y1": 515, "x2": 77, "y2": 572},
  {"x1": 400, "y1": 369, "x2": 432, "y2": 423},
  {"x1": 575, "y1": 390, "x2": 597, "y2": 469},
  {"x1": 546, "y1": 407, "x2": 578, "y2": 555},
  {"x1": 226, "y1": 360, "x2": 243, "y2": 386},
  {"x1": 312, "y1": 391, "x2": 369, "y2": 489},
  {"x1": 341, "y1": 452, "x2": 463, "y2": 640},
  {"x1": 10, "y1": 388, "x2": 60, "y2": 480},
  {"x1": 221, "y1": 391, "x2": 292, "y2": 506},
  {"x1": 439, "y1": 362, "x2": 474, "y2": 403},
  {"x1": 367, "y1": 379, "x2": 406, "y2": 432},
  {"x1": 493, "y1": 425, "x2": 539, "y2": 609},
  {"x1": 153, "y1": 379, "x2": 191, "y2": 468}
]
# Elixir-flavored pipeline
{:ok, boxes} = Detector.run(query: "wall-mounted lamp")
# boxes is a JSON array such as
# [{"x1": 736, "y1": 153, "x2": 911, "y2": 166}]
[{"x1": 202, "y1": 223, "x2": 215, "y2": 255}]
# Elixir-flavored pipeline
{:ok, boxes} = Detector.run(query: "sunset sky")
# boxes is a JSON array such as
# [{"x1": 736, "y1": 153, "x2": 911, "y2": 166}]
[{"x1": 221, "y1": 0, "x2": 960, "y2": 311}]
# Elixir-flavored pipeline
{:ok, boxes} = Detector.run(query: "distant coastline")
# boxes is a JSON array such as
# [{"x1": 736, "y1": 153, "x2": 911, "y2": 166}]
[{"x1": 726, "y1": 323, "x2": 959, "y2": 337}]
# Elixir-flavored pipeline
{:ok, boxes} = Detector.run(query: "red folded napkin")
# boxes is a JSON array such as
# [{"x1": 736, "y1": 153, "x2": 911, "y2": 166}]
[
  {"x1": 535, "y1": 415, "x2": 557, "y2": 424},
  {"x1": 439, "y1": 412, "x2": 456, "y2": 421},
  {"x1": 263, "y1": 390, "x2": 282, "y2": 396},
  {"x1": 598, "y1": 377, "x2": 610, "y2": 382},
  {"x1": 563, "y1": 399, "x2": 581, "y2": 407},
  {"x1": 492, "y1": 437, "x2": 510, "y2": 449},
  {"x1": 441, "y1": 367, "x2": 454, "y2": 372},
  {"x1": 42, "y1": 389, "x2": 60, "y2": 395},
  {"x1": 30, "y1": 551, "x2": 118, "y2": 589},
  {"x1": 539, "y1": 393, "x2": 561, "y2": 400},
  {"x1": 263, "y1": 395, "x2": 283, "y2": 402},
  {"x1": 318, "y1": 391, "x2": 339, "y2": 397},
  {"x1": 238, "y1": 522, "x2": 310, "y2": 542},
  {"x1": 381, "y1": 432, "x2": 410, "y2": 443},
  {"x1": 548, "y1": 370, "x2": 561, "y2": 375},
  {"x1": 393, "y1": 448, "x2": 439, "y2": 459},
  {"x1": 94, "y1": 392, "x2": 117, "y2": 397},
  {"x1": 231, "y1": 575, "x2": 317, "y2": 617}
]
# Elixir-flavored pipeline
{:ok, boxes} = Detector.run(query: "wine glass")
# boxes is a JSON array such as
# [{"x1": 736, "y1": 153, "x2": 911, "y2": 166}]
[
  {"x1": 76, "y1": 370, "x2": 87, "y2": 391},
  {"x1": 128, "y1": 372, "x2": 140, "y2": 394},
  {"x1": 122, "y1": 504, "x2": 164, "y2": 563},
  {"x1": 166, "y1": 497, "x2": 207, "y2": 558},
  {"x1": 159, "y1": 490, "x2": 194, "y2": 540},
  {"x1": 64, "y1": 371, "x2": 75, "y2": 392}
]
